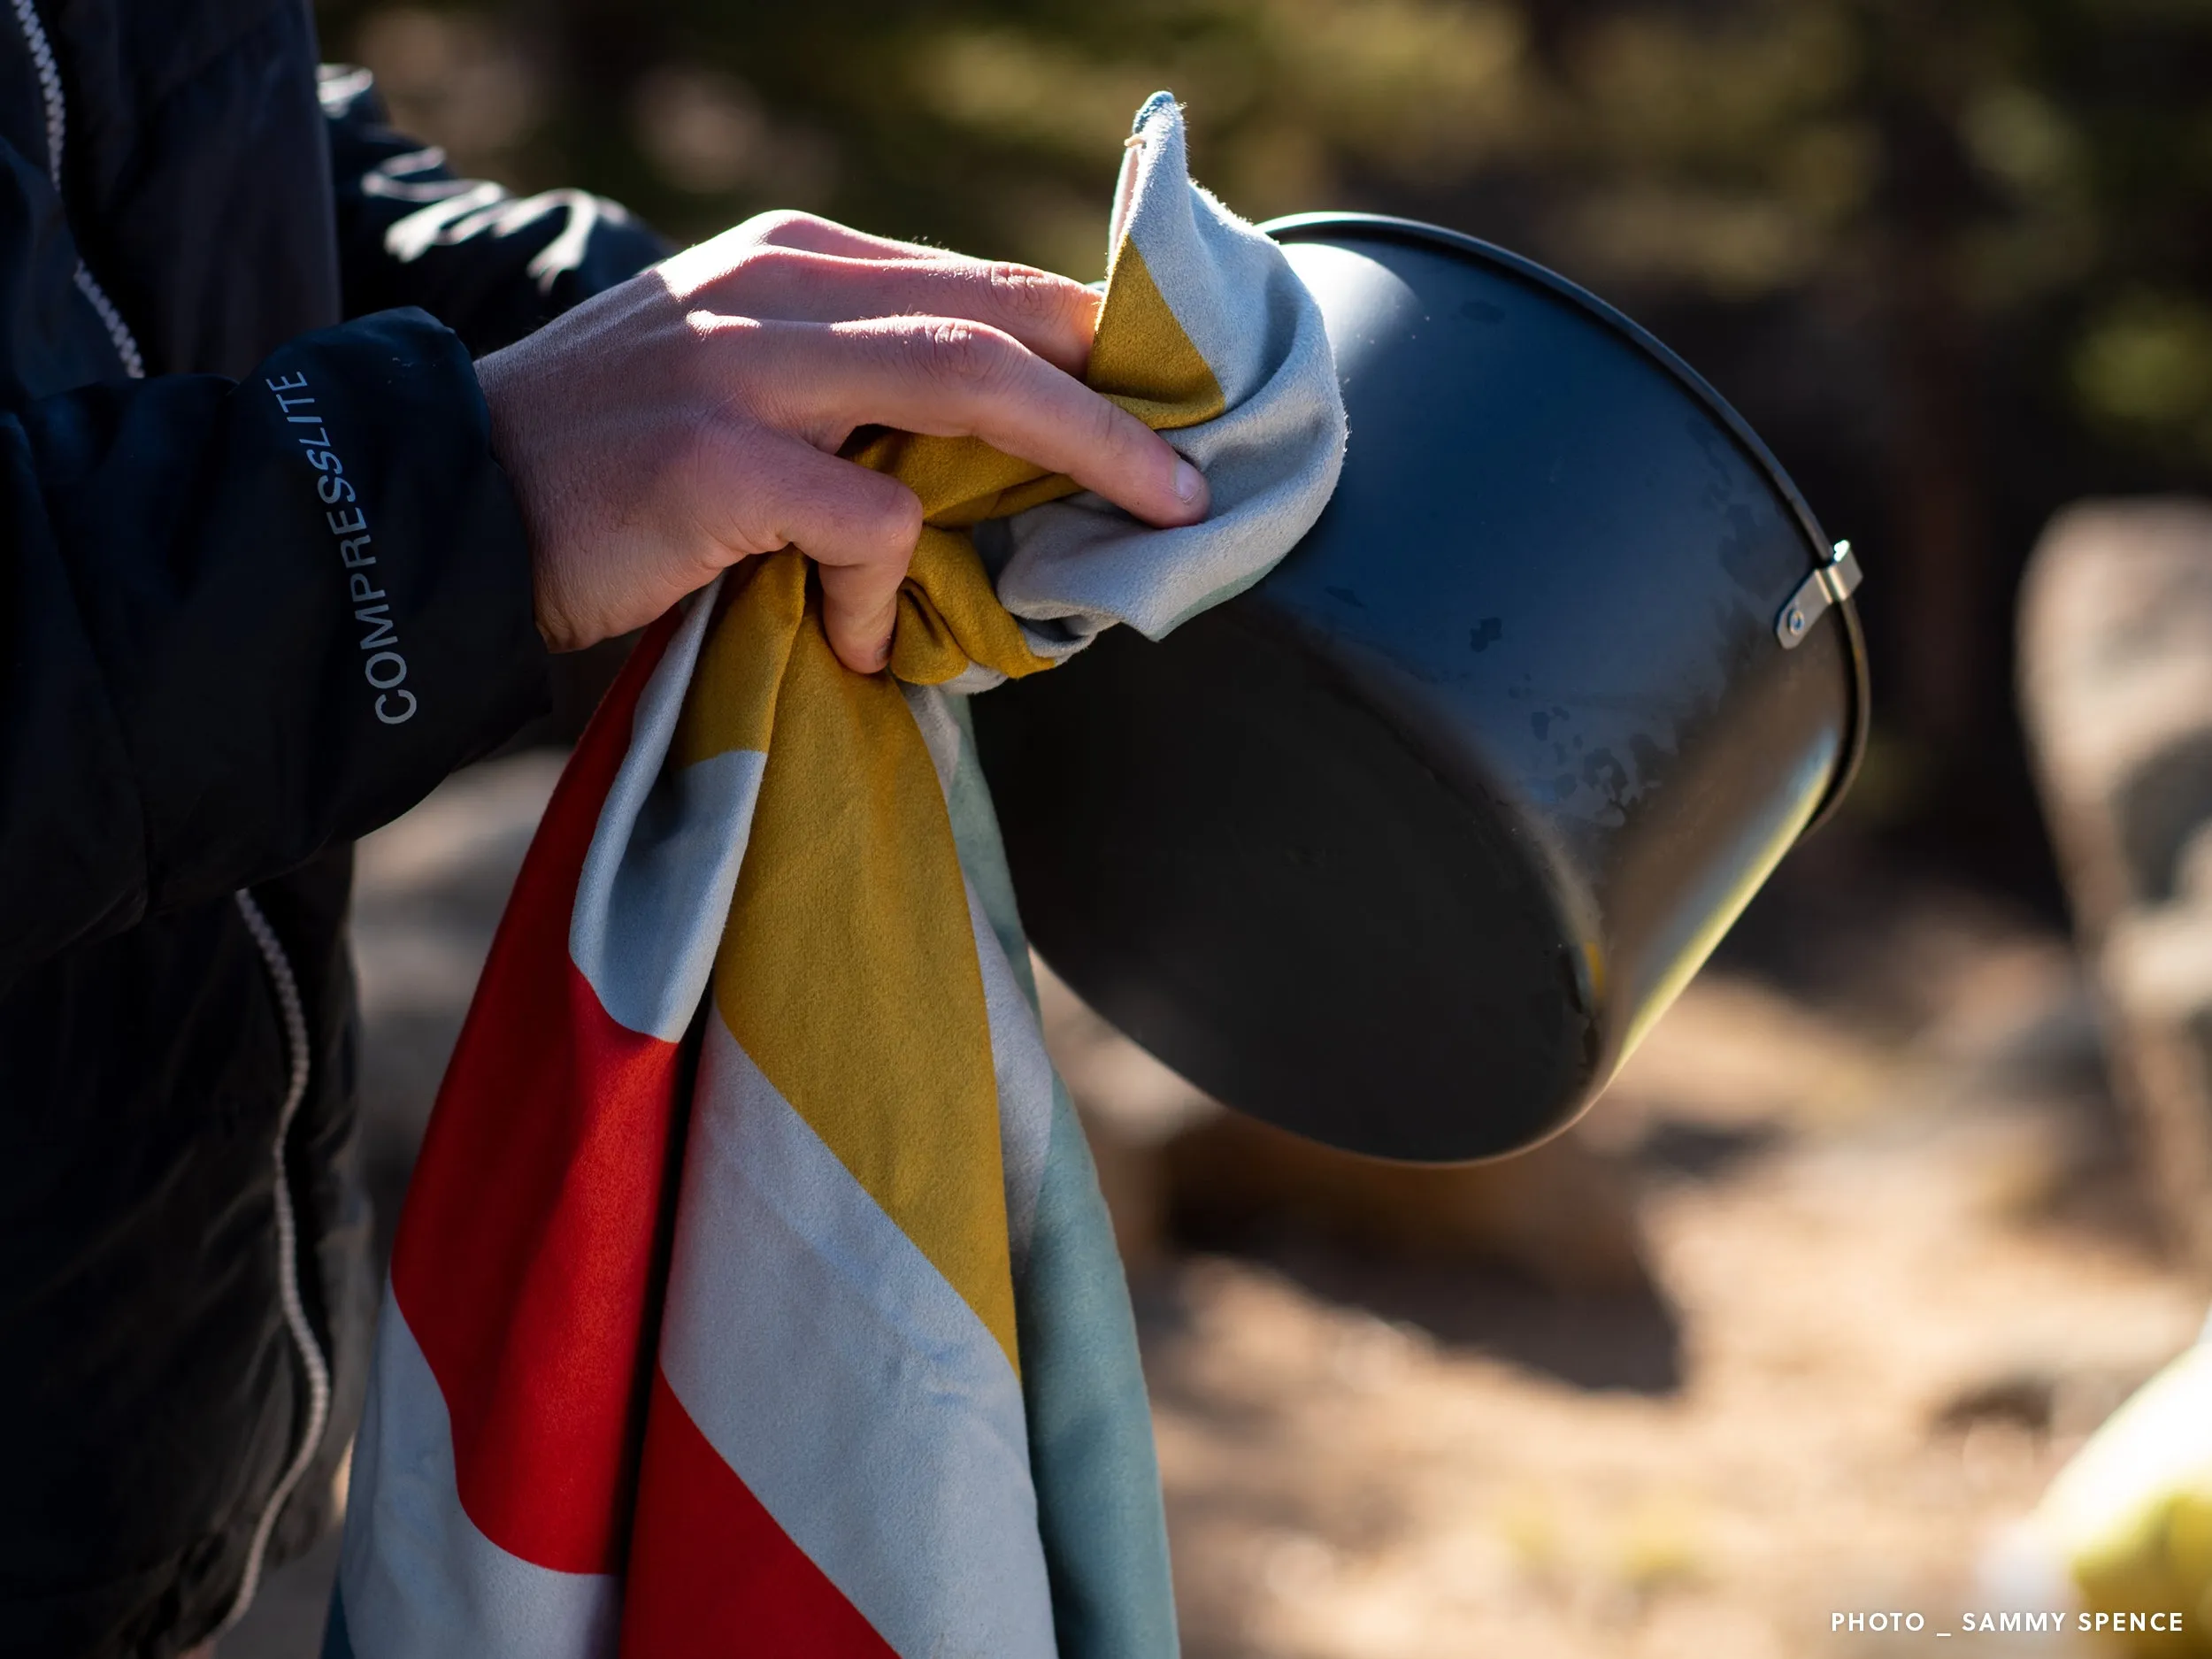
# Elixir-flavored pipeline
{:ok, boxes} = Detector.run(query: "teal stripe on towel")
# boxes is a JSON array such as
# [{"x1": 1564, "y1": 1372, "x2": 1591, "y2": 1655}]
[{"x1": 946, "y1": 692, "x2": 1180, "y2": 1658}]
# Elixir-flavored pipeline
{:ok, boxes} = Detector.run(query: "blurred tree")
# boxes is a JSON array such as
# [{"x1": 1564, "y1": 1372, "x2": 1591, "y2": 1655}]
[{"x1": 315, "y1": 0, "x2": 2212, "y2": 890}]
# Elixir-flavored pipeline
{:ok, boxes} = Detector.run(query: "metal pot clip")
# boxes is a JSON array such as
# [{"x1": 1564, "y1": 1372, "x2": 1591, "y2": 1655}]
[{"x1": 1775, "y1": 540, "x2": 1863, "y2": 649}]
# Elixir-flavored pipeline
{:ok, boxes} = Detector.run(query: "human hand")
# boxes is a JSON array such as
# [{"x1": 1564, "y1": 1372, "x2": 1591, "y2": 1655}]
[{"x1": 475, "y1": 211, "x2": 1210, "y2": 668}]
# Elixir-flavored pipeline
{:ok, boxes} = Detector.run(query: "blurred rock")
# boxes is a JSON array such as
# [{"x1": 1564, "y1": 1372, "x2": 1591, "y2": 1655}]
[
  {"x1": 2020, "y1": 497, "x2": 2212, "y2": 1274},
  {"x1": 1160, "y1": 1112, "x2": 1652, "y2": 1296}
]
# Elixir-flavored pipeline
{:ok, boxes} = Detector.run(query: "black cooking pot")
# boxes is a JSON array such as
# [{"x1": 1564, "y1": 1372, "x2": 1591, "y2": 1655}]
[{"x1": 972, "y1": 213, "x2": 1868, "y2": 1163}]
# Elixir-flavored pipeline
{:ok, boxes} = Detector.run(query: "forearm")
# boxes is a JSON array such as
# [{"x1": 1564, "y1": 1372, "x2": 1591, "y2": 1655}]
[{"x1": 0, "y1": 309, "x2": 548, "y2": 973}]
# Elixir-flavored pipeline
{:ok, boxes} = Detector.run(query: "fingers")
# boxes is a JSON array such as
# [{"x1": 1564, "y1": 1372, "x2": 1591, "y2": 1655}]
[
  {"x1": 683, "y1": 211, "x2": 985, "y2": 284},
  {"x1": 745, "y1": 317, "x2": 1210, "y2": 532},
  {"x1": 657, "y1": 216, "x2": 1208, "y2": 674},
  {"x1": 815, "y1": 531, "x2": 916, "y2": 675},
  {"x1": 658, "y1": 213, "x2": 956, "y2": 308},
  {"x1": 695, "y1": 426, "x2": 925, "y2": 672},
  {"x1": 702, "y1": 249, "x2": 1101, "y2": 375},
  {"x1": 731, "y1": 209, "x2": 944, "y2": 263}
]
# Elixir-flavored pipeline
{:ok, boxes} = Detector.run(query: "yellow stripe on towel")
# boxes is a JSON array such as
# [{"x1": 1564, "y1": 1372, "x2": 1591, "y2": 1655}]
[
  {"x1": 687, "y1": 213, "x2": 1236, "y2": 1379},
  {"x1": 1092, "y1": 242, "x2": 1226, "y2": 428},
  {"x1": 711, "y1": 561, "x2": 1021, "y2": 1371}
]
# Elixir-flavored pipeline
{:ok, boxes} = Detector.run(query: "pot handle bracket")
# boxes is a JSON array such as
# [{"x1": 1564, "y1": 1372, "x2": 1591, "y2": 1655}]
[{"x1": 1775, "y1": 540, "x2": 1864, "y2": 649}]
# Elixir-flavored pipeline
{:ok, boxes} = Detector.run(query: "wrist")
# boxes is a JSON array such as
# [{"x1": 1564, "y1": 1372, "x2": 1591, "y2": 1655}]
[{"x1": 472, "y1": 345, "x2": 557, "y2": 649}]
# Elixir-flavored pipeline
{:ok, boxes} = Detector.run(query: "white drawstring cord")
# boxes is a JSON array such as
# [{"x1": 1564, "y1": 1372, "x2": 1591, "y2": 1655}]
[
  {"x1": 220, "y1": 890, "x2": 335, "y2": 1637},
  {"x1": 8, "y1": 0, "x2": 143, "y2": 378}
]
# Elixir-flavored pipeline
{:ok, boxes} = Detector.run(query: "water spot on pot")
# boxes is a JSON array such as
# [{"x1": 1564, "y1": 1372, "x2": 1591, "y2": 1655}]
[
  {"x1": 1583, "y1": 748, "x2": 1629, "y2": 799},
  {"x1": 1718, "y1": 500, "x2": 1783, "y2": 596},
  {"x1": 1325, "y1": 585, "x2": 1366, "y2": 610},
  {"x1": 1459, "y1": 297, "x2": 1505, "y2": 325},
  {"x1": 1469, "y1": 617, "x2": 1503, "y2": 652}
]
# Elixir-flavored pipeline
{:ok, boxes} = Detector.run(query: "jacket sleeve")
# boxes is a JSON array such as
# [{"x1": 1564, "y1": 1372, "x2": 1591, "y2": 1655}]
[
  {"x1": 320, "y1": 65, "x2": 672, "y2": 357},
  {"x1": 0, "y1": 309, "x2": 549, "y2": 975}
]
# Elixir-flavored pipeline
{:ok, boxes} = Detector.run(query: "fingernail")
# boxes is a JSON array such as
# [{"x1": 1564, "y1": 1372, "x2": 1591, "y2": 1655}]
[{"x1": 1173, "y1": 458, "x2": 1204, "y2": 505}]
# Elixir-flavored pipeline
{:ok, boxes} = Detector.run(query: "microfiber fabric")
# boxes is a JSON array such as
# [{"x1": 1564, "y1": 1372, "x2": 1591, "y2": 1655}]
[{"x1": 326, "y1": 91, "x2": 1346, "y2": 1659}]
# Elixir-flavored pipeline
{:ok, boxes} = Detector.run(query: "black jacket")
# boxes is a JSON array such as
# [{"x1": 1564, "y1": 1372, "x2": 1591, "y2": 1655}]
[{"x1": 0, "y1": 5, "x2": 664, "y2": 1654}]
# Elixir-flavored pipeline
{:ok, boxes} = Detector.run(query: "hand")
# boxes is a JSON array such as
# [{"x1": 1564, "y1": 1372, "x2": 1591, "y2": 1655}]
[{"x1": 475, "y1": 211, "x2": 1210, "y2": 668}]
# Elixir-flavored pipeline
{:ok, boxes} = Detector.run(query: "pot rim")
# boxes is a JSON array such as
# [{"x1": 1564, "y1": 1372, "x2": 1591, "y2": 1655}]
[{"x1": 1262, "y1": 210, "x2": 1871, "y2": 834}]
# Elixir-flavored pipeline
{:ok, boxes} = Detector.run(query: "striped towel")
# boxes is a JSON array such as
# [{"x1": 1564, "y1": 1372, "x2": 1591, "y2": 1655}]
[{"x1": 328, "y1": 92, "x2": 1345, "y2": 1659}]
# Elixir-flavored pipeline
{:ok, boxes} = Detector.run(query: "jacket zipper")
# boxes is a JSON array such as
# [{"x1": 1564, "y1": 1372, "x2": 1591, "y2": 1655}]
[
  {"x1": 8, "y1": 0, "x2": 142, "y2": 378},
  {"x1": 223, "y1": 891, "x2": 335, "y2": 1637},
  {"x1": 9, "y1": 0, "x2": 334, "y2": 1633}
]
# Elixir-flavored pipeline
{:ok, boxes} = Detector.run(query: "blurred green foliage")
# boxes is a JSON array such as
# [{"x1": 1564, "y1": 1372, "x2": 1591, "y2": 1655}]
[
  {"x1": 317, "y1": 0, "x2": 2212, "y2": 433},
  {"x1": 316, "y1": 0, "x2": 2212, "y2": 860}
]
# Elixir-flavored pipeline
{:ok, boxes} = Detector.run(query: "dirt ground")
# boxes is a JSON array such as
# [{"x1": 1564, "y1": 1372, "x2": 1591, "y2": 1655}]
[{"x1": 224, "y1": 755, "x2": 2208, "y2": 1658}]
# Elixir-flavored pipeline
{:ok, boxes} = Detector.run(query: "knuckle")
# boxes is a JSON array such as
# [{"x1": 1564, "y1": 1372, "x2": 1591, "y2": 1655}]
[
  {"x1": 1090, "y1": 389, "x2": 1131, "y2": 455},
  {"x1": 676, "y1": 315, "x2": 760, "y2": 402},
  {"x1": 735, "y1": 208, "x2": 827, "y2": 248},
  {"x1": 718, "y1": 244, "x2": 815, "y2": 307},
  {"x1": 981, "y1": 261, "x2": 1064, "y2": 324},
  {"x1": 734, "y1": 243, "x2": 804, "y2": 282},
  {"x1": 870, "y1": 478, "x2": 926, "y2": 555},
  {"x1": 918, "y1": 319, "x2": 1010, "y2": 388}
]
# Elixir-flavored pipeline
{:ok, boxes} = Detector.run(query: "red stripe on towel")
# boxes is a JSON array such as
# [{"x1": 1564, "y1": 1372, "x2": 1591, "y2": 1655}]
[
  {"x1": 391, "y1": 609, "x2": 688, "y2": 1575},
  {"x1": 619, "y1": 1365, "x2": 896, "y2": 1657}
]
